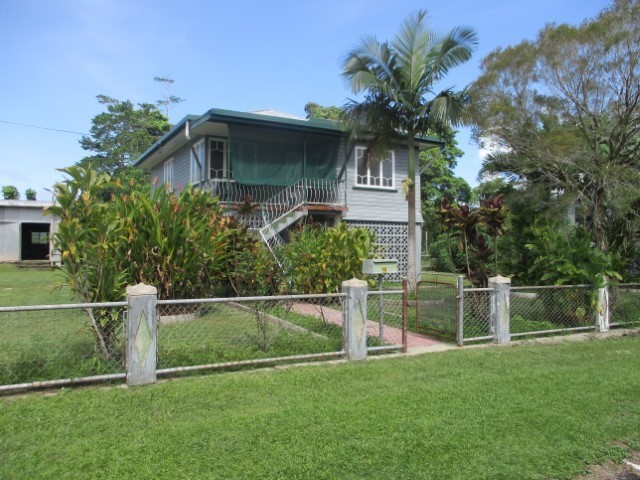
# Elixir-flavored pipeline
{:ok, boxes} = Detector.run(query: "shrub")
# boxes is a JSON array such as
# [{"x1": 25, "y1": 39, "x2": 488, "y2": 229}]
[
  {"x1": 48, "y1": 167, "x2": 249, "y2": 357},
  {"x1": 279, "y1": 223, "x2": 376, "y2": 293}
]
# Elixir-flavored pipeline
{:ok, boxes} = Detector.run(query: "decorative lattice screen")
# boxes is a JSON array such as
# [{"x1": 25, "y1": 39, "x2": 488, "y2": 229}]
[{"x1": 345, "y1": 221, "x2": 415, "y2": 281}]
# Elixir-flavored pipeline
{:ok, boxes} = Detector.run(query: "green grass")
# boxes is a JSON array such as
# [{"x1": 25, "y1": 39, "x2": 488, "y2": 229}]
[
  {"x1": 0, "y1": 266, "x2": 346, "y2": 385},
  {"x1": 2, "y1": 335, "x2": 640, "y2": 479}
]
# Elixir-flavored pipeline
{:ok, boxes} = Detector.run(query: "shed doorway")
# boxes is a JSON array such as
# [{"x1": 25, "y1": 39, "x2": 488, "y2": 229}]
[{"x1": 21, "y1": 223, "x2": 50, "y2": 260}]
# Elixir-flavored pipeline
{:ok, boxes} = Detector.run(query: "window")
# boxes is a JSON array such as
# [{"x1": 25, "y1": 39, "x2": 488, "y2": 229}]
[
  {"x1": 190, "y1": 140, "x2": 205, "y2": 184},
  {"x1": 208, "y1": 138, "x2": 229, "y2": 180},
  {"x1": 355, "y1": 146, "x2": 394, "y2": 188},
  {"x1": 31, "y1": 232, "x2": 49, "y2": 245},
  {"x1": 163, "y1": 158, "x2": 174, "y2": 187}
]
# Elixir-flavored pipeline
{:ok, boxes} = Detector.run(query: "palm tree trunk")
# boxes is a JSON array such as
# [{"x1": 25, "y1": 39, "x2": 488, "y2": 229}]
[
  {"x1": 406, "y1": 139, "x2": 419, "y2": 291},
  {"x1": 407, "y1": 186, "x2": 418, "y2": 291}
]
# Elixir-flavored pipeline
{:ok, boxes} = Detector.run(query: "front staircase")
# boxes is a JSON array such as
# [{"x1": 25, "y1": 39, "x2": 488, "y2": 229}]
[{"x1": 248, "y1": 178, "x2": 344, "y2": 267}]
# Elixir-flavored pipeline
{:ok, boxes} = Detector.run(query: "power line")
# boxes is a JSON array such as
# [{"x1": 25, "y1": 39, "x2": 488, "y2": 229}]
[{"x1": 0, "y1": 120, "x2": 87, "y2": 136}]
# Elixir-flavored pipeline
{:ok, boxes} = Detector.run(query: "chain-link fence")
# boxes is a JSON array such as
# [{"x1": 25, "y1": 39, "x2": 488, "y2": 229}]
[
  {"x1": 1, "y1": 288, "x2": 408, "y2": 392},
  {"x1": 414, "y1": 280, "x2": 458, "y2": 341},
  {"x1": 366, "y1": 290, "x2": 405, "y2": 350},
  {"x1": 509, "y1": 285, "x2": 596, "y2": 338},
  {"x1": 155, "y1": 294, "x2": 346, "y2": 374},
  {"x1": 462, "y1": 288, "x2": 493, "y2": 343},
  {"x1": 0, "y1": 302, "x2": 126, "y2": 388},
  {"x1": 609, "y1": 283, "x2": 640, "y2": 328}
]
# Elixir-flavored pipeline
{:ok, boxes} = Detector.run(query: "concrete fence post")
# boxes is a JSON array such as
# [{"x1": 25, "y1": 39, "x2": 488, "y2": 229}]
[
  {"x1": 456, "y1": 276, "x2": 465, "y2": 347},
  {"x1": 489, "y1": 275, "x2": 511, "y2": 344},
  {"x1": 597, "y1": 285, "x2": 610, "y2": 333},
  {"x1": 126, "y1": 283, "x2": 158, "y2": 386},
  {"x1": 342, "y1": 278, "x2": 368, "y2": 360}
]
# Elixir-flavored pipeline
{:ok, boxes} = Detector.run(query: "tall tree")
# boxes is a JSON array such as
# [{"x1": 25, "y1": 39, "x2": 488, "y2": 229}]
[
  {"x1": 471, "y1": 0, "x2": 640, "y2": 257},
  {"x1": 304, "y1": 102, "x2": 342, "y2": 120},
  {"x1": 77, "y1": 95, "x2": 171, "y2": 184},
  {"x1": 342, "y1": 10, "x2": 478, "y2": 287},
  {"x1": 419, "y1": 126, "x2": 471, "y2": 253},
  {"x1": 154, "y1": 76, "x2": 185, "y2": 122}
]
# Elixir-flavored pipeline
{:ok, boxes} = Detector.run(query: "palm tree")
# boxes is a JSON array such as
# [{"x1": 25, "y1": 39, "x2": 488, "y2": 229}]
[{"x1": 342, "y1": 10, "x2": 477, "y2": 288}]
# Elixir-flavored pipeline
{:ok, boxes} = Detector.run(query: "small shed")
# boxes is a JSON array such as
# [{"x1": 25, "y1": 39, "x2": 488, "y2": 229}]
[{"x1": 0, "y1": 200, "x2": 60, "y2": 264}]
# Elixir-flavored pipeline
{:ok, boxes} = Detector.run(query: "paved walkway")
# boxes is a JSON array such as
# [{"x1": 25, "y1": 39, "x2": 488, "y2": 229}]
[{"x1": 290, "y1": 302, "x2": 443, "y2": 348}]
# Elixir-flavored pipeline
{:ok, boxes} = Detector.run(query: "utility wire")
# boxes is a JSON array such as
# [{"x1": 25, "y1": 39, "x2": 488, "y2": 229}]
[{"x1": 0, "y1": 120, "x2": 87, "y2": 136}]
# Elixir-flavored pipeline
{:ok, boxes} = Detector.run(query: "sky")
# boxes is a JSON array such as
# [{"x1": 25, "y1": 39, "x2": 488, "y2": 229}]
[{"x1": 0, "y1": 0, "x2": 609, "y2": 201}]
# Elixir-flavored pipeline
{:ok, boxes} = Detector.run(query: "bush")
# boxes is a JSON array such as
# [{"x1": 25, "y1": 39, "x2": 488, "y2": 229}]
[
  {"x1": 278, "y1": 223, "x2": 376, "y2": 293},
  {"x1": 48, "y1": 167, "x2": 250, "y2": 358}
]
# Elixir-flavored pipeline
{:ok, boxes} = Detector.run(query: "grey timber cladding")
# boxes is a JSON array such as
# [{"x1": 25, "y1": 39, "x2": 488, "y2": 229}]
[
  {"x1": 342, "y1": 145, "x2": 423, "y2": 224},
  {"x1": 154, "y1": 143, "x2": 191, "y2": 188},
  {"x1": 0, "y1": 223, "x2": 20, "y2": 261}
]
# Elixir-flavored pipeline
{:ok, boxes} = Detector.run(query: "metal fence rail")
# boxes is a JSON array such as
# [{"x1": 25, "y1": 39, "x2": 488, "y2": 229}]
[
  {"x1": 155, "y1": 294, "x2": 347, "y2": 373},
  {"x1": 461, "y1": 287, "x2": 493, "y2": 343},
  {"x1": 1, "y1": 289, "x2": 406, "y2": 393},
  {"x1": 367, "y1": 290, "x2": 404, "y2": 350},
  {"x1": 0, "y1": 302, "x2": 126, "y2": 391},
  {"x1": 509, "y1": 285, "x2": 597, "y2": 338},
  {"x1": 609, "y1": 283, "x2": 640, "y2": 328}
]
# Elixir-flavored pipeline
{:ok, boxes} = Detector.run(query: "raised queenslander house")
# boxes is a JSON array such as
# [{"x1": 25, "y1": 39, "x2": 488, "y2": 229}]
[{"x1": 133, "y1": 109, "x2": 442, "y2": 278}]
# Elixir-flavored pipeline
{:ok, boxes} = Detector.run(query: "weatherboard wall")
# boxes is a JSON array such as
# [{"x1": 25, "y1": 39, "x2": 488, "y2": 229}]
[{"x1": 342, "y1": 144, "x2": 422, "y2": 224}]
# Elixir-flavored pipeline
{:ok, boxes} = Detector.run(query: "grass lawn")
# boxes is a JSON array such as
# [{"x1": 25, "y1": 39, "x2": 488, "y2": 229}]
[
  {"x1": 0, "y1": 265, "x2": 346, "y2": 385},
  {"x1": 2, "y1": 335, "x2": 640, "y2": 479}
]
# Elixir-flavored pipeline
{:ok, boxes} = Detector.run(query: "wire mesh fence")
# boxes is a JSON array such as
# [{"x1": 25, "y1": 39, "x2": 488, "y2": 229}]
[
  {"x1": 510, "y1": 286, "x2": 597, "y2": 338},
  {"x1": 155, "y1": 294, "x2": 346, "y2": 373},
  {"x1": 609, "y1": 284, "x2": 640, "y2": 327},
  {"x1": 366, "y1": 290, "x2": 405, "y2": 349},
  {"x1": 0, "y1": 303, "x2": 126, "y2": 387},
  {"x1": 462, "y1": 288, "x2": 493, "y2": 342},
  {"x1": 414, "y1": 280, "x2": 458, "y2": 341}
]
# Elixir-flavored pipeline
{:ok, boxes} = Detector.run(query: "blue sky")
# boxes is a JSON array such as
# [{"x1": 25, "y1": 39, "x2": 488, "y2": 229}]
[{"x1": 0, "y1": 0, "x2": 608, "y2": 201}]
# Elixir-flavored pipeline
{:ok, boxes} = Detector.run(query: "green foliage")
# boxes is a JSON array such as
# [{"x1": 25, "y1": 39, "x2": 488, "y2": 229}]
[
  {"x1": 304, "y1": 102, "x2": 342, "y2": 120},
  {"x1": 523, "y1": 225, "x2": 621, "y2": 288},
  {"x1": 279, "y1": 223, "x2": 376, "y2": 294},
  {"x1": 77, "y1": 94, "x2": 171, "y2": 183},
  {"x1": 47, "y1": 166, "x2": 248, "y2": 357},
  {"x1": 25, "y1": 188, "x2": 36, "y2": 201},
  {"x1": 229, "y1": 223, "x2": 376, "y2": 297},
  {"x1": 436, "y1": 195, "x2": 508, "y2": 286},
  {"x1": 2, "y1": 185, "x2": 19, "y2": 200},
  {"x1": 470, "y1": 0, "x2": 640, "y2": 262},
  {"x1": 420, "y1": 125, "x2": 471, "y2": 251}
]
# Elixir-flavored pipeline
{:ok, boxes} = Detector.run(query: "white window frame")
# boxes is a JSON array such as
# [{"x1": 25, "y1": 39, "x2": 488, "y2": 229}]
[
  {"x1": 355, "y1": 146, "x2": 395, "y2": 189},
  {"x1": 163, "y1": 157, "x2": 174, "y2": 188},
  {"x1": 190, "y1": 140, "x2": 205, "y2": 185},
  {"x1": 208, "y1": 138, "x2": 229, "y2": 180}
]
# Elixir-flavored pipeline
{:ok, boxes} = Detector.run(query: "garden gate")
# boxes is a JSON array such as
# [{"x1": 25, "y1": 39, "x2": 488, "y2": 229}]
[{"x1": 415, "y1": 274, "x2": 462, "y2": 344}]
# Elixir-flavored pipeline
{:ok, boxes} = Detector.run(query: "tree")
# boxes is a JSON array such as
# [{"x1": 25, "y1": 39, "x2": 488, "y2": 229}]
[
  {"x1": 154, "y1": 76, "x2": 185, "y2": 121},
  {"x1": 77, "y1": 95, "x2": 171, "y2": 183},
  {"x1": 342, "y1": 10, "x2": 478, "y2": 287},
  {"x1": 2, "y1": 185, "x2": 19, "y2": 200},
  {"x1": 25, "y1": 188, "x2": 37, "y2": 201},
  {"x1": 304, "y1": 102, "x2": 342, "y2": 120},
  {"x1": 470, "y1": 0, "x2": 640, "y2": 259},
  {"x1": 419, "y1": 126, "x2": 471, "y2": 254}
]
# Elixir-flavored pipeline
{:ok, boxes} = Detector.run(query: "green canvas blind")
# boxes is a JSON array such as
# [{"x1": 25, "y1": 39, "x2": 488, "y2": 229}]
[{"x1": 228, "y1": 124, "x2": 339, "y2": 186}]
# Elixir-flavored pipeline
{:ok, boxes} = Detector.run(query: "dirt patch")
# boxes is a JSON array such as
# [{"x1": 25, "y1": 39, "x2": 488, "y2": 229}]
[{"x1": 575, "y1": 451, "x2": 640, "y2": 480}]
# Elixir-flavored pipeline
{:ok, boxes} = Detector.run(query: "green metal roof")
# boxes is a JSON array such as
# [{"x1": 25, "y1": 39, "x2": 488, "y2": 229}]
[{"x1": 133, "y1": 108, "x2": 443, "y2": 167}]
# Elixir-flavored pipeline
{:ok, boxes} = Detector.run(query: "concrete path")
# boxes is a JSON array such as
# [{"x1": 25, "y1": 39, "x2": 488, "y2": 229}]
[{"x1": 290, "y1": 302, "x2": 443, "y2": 348}]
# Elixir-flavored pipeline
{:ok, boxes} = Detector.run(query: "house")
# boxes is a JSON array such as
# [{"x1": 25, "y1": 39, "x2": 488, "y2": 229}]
[
  {"x1": 133, "y1": 108, "x2": 442, "y2": 277},
  {"x1": 0, "y1": 200, "x2": 60, "y2": 264}
]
